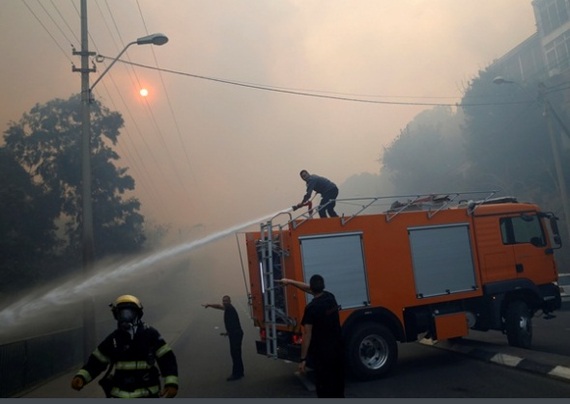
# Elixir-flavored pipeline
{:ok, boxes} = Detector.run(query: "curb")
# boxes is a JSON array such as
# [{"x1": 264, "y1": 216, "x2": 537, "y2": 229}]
[{"x1": 419, "y1": 338, "x2": 570, "y2": 383}]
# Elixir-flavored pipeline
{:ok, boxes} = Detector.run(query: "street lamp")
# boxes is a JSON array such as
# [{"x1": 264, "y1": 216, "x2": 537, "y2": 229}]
[
  {"x1": 493, "y1": 76, "x2": 570, "y2": 242},
  {"x1": 83, "y1": 31, "x2": 169, "y2": 266},
  {"x1": 74, "y1": 0, "x2": 168, "y2": 359},
  {"x1": 90, "y1": 33, "x2": 169, "y2": 90},
  {"x1": 492, "y1": 76, "x2": 515, "y2": 85}
]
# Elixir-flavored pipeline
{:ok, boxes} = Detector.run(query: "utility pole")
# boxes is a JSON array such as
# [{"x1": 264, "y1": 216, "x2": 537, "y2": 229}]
[
  {"x1": 541, "y1": 84, "x2": 570, "y2": 242},
  {"x1": 72, "y1": 0, "x2": 96, "y2": 359},
  {"x1": 71, "y1": 0, "x2": 167, "y2": 359},
  {"x1": 494, "y1": 76, "x2": 570, "y2": 243}
]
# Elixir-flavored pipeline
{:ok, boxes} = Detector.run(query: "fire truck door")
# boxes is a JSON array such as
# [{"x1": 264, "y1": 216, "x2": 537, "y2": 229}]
[{"x1": 500, "y1": 214, "x2": 554, "y2": 284}]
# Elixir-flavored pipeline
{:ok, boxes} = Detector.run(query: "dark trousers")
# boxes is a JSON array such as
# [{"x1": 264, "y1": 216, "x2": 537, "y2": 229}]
[
  {"x1": 318, "y1": 187, "x2": 339, "y2": 218},
  {"x1": 228, "y1": 331, "x2": 244, "y2": 377},
  {"x1": 314, "y1": 353, "x2": 345, "y2": 398}
]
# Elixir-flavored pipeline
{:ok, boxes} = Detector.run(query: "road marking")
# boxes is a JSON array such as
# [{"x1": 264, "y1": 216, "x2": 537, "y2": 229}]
[
  {"x1": 548, "y1": 365, "x2": 570, "y2": 381},
  {"x1": 490, "y1": 353, "x2": 523, "y2": 367}
]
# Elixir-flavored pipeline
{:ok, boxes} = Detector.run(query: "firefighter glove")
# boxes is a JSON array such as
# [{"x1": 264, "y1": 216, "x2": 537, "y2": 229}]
[
  {"x1": 161, "y1": 385, "x2": 178, "y2": 398},
  {"x1": 292, "y1": 204, "x2": 299, "y2": 211},
  {"x1": 71, "y1": 376, "x2": 85, "y2": 391}
]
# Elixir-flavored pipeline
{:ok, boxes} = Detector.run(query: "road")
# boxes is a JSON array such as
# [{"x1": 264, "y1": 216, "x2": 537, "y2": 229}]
[
  {"x1": 19, "y1": 276, "x2": 570, "y2": 398},
  {"x1": 175, "y1": 297, "x2": 570, "y2": 398}
]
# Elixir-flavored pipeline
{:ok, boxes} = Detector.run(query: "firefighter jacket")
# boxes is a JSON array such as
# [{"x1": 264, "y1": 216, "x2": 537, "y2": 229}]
[{"x1": 74, "y1": 323, "x2": 179, "y2": 398}]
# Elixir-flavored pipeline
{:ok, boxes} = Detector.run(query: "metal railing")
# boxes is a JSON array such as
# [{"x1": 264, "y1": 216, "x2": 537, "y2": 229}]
[
  {"x1": 288, "y1": 190, "x2": 500, "y2": 229},
  {"x1": 0, "y1": 328, "x2": 83, "y2": 397}
]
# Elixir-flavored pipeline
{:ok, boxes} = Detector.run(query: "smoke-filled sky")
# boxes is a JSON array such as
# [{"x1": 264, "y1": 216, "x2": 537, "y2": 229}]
[{"x1": 1, "y1": 0, "x2": 536, "y2": 236}]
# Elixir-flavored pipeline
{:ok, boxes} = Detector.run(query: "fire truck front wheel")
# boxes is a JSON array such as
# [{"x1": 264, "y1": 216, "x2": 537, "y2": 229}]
[
  {"x1": 345, "y1": 322, "x2": 398, "y2": 380},
  {"x1": 505, "y1": 300, "x2": 533, "y2": 349}
]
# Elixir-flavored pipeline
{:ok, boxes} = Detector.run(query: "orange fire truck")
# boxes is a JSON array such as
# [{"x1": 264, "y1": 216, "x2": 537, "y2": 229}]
[{"x1": 243, "y1": 191, "x2": 563, "y2": 380}]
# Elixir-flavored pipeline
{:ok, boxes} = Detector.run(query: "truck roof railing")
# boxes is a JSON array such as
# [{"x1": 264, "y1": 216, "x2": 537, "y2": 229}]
[{"x1": 288, "y1": 190, "x2": 502, "y2": 229}]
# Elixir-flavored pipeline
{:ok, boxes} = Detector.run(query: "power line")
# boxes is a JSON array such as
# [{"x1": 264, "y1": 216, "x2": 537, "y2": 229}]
[
  {"x1": 94, "y1": 1, "x2": 194, "y2": 209},
  {"x1": 135, "y1": 0, "x2": 199, "y2": 196},
  {"x1": 98, "y1": 56, "x2": 537, "y2": 108},
  {"x1": 49, "y1": 0, "x2": 80, "y2": 45},
  {"x1": 22, "y1": 0, "x2": 74, "y2": 64},
  {"x1": 98, "y1": 1, "x2": 194, "y2": 205},
  {"x1": 22, "y1": 0, "x2": 180, "y2": 222}
]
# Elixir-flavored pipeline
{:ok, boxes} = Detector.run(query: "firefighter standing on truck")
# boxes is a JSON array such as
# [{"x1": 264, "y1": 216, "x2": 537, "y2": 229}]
[
  {"x1": 70, "y1": 295, "x2": 179, "y2": 398},
  {"x1": 293, "y1": 169, "x2": 339, "y2": 218}
]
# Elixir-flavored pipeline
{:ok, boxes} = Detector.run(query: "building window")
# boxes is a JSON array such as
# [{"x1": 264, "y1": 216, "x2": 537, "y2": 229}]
[
  {"x1": 537, "y1": 0, "x2": 570, "y2": 36},
  {"x1": 544, "y1": 30, "x2": 570, "y2": 73}
]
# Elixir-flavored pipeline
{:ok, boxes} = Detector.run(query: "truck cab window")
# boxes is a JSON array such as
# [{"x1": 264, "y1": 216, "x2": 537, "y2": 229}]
[{"x1": 500, "y1": 215, "x2": 546, "y2": 246}]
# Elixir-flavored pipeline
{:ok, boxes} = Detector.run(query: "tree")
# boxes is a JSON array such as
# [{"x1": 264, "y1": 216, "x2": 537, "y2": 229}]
[
  {"x1": 460, "y1": 68, "x2": 555, "y2": 199},
  {"x1": 2, "y1": 94, "x2": 146, "y2": 268},
  {"x1": 0, "y1": 148, "x2": 60, "y2": 296},
  {"x1": 381, "y1": 106, "x2": 466, "y2": 194}
]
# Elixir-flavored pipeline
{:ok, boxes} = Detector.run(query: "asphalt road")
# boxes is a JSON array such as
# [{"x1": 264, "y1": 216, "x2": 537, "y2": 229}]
[
  {"x1": 16, "y1": 267, "x2": 570, "y2": 399},
  {"x1": 22, "y1": 295, "x2": 570, "y2": 399}
]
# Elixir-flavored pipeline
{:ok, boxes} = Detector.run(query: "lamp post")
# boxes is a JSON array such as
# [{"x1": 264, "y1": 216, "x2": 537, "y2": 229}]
[
  {"x1": 493, "y1": 76, "x2": 570, "y2": 242},
  {"x1": 90, "y1": 33, "x2": 169, "y2": 90},
  {"x1": 73, "y1": 0, "x2": 168, "y2": 358}
]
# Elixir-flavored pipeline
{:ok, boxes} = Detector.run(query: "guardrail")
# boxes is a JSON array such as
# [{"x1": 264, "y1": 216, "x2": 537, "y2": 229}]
[{"x1": 0, "y1": 328, "x2": 83, "y2": 398}]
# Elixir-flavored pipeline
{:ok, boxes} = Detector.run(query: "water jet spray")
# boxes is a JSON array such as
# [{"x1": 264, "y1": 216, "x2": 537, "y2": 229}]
[{"x1": 0, "y1": 209, "x2": 291, "y2": 339}]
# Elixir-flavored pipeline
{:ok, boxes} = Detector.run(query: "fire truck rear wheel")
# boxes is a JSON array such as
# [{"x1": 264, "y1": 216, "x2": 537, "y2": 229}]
[
  {"x1": 346, "y1": 322, "x2": 397, "y2": 380},
  {"x1": 505, "y1": 300, "x2": 532, "y2": 349}
]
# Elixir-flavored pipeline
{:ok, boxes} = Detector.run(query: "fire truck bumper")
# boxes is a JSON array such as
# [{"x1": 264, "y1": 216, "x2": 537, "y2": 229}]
[{"x1": 255, "y1": 340, "x2": 302, "y2": 362}]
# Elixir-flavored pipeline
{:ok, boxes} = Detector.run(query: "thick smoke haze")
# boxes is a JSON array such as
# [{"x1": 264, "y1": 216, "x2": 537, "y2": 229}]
[
  {"x1": 0, "y1": 209, "x2": 281, "y2": 343},
  {"x1": 0, "y1": 1, "x2": 536, "y2": 236}
]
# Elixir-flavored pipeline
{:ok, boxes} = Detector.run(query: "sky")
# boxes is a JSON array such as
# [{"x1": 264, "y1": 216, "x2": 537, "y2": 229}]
[{"x1": 0, "y1": 0, "x2": 538, "y2": 238}]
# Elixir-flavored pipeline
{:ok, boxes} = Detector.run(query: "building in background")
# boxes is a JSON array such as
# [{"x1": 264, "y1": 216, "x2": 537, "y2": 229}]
[
  {"x1": 534, "y1": 0, "x2": 570, "y2": 77},
  {"x1": 491, "y1": 0, "x2": 570, "y2": 83}
]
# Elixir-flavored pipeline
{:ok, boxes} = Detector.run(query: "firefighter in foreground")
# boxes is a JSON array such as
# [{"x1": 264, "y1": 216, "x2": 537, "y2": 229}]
[
  {"x1": 70, "y1": 295, "x2": 179, "y2": 398},
  {"x1": 277, "y1": 275, "x2": 345, "y2": 398}
]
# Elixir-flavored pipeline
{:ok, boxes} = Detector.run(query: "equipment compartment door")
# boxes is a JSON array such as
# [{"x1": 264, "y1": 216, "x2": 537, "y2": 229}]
[
  {"x1": 408, "y1": 223, "x2": 477, "y2": 298},
  {"x1": 299, "y1": 232, "x2": 369, "y2": 309}
]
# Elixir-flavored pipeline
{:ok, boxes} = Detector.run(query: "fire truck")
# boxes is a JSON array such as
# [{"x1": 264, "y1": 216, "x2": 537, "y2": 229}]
[{"x1": 243, "y1": 191, "x2": 563, "y2": 380}]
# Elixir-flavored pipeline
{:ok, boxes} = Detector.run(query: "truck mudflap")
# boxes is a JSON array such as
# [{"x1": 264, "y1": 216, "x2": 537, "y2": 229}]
[
  {"x1": 255, "y1": 340, "x2": 302, "y2": 362},
  {"x1": 539, "y1": 283, "x2": 562, "y2": 313}
]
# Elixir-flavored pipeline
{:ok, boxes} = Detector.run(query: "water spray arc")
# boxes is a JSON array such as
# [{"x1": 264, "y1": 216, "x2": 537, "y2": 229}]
[{"x1": 0, "y1": 209, "x2": 290, "y2": 338}]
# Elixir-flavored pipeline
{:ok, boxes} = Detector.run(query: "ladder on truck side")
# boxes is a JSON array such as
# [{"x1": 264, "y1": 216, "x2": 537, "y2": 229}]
[{"x1": 258, "y1": 218, "x2": 288, "y2": 359}]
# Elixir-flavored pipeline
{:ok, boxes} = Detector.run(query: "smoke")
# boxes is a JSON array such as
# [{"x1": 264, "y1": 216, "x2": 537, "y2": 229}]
[{"x1": 0, "y1": 208, "x2": 290, "y2": 340}]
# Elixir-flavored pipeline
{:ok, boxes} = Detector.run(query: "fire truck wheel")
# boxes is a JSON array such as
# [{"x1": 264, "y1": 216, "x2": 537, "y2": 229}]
[
  {"x1": 345, "y1": 322, "x2": 397, "y2": 380},
  {"x1": 505, "y1": 300, "x2": 532, "y2": 349}
]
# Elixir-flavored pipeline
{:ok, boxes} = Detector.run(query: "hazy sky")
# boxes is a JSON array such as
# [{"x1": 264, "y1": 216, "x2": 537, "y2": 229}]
[{"x1": 0, "y1": 0, "x2": 537, "y2": 236}]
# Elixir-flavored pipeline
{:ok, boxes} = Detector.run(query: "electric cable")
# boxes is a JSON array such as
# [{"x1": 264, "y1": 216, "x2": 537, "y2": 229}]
[{"x1": 99, "y1": 57, "x2": 538, "y2": 108}]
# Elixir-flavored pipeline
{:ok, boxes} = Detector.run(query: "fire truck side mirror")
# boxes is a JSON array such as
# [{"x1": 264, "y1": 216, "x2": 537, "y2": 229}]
[{"x1": 550, "y1": 216, "x2": 562, "y2": 249}]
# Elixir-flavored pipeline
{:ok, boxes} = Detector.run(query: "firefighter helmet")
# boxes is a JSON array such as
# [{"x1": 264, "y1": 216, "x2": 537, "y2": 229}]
[{"x1": 110, "y1": 294, "x2": 144, "y2": 320}]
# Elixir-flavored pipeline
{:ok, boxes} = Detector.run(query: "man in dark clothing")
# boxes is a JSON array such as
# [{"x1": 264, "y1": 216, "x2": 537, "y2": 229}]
[
  {"x1": 293, "y1": 169, "x2": 339, "y2": 218},
  {"x1": 277, "y1": 275, "x2": 345, "y2": 398},
  {"x1": 202, "y1": 295, "x2": 244, "y2": 381},
  {"x1": 70, "y1": 295, "x2": 179, "y2": 398}
]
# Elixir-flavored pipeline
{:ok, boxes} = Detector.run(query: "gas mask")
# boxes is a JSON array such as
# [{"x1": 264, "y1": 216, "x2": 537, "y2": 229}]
[{"x1": 117, "y1": 307, "x2": 138, "y2": 332}]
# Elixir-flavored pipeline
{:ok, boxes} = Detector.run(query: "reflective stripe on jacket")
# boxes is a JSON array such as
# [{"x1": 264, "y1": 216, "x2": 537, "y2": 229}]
[{"x1": 110, "y1": 385, "x2": 160, "y2": 398}]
